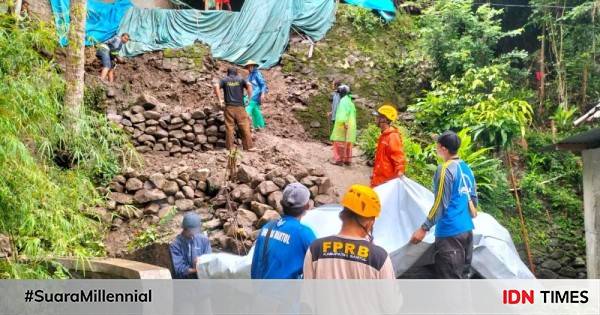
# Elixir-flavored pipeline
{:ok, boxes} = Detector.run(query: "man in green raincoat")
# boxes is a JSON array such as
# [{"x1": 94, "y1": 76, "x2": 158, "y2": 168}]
[{"x1": 330, "y1": 85, "x2": 356, "y2": 166}]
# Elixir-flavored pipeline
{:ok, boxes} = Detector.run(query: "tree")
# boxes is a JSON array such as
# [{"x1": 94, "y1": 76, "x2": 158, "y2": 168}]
[{"x1": 64, "y1": 0, "x2": 88, "y2": 129}]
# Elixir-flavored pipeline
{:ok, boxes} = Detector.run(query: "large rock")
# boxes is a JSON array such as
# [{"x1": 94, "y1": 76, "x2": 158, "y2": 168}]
[
  {"x1": 137, "y1": 93, "x2": 165, "y2": 110},
  {"x1": 253, "y1": 192, "x2": 266, "y2": 204},
  {"x1": 0, "y1": 234, "x2": 12, "y2": 258},
  {"x1": 257, "y1": 210, "x2": 281, "y2": 228},
  {"x1": 237, "y1": 164, "x2": 260, "y2": 184},
  {"x1": 250, "y1": 201, "x2": 273, "y2": 218},
  {"x1": 125, "y1": 177, "x2": 144, "y2": 191},
  {"x1": 170, "y1": 130, "x2": 186, "y2": 139},
  {"x1": 273, "y1": 177, "x2": 287, "y2": 189},
  {"x1": 537, "y1": 268, "x2": 559, "y2": 279},
  {"x1": 284, "y1": 174, "x2": 298, "y2": 185},
  {"x1": 203, "y1": 218, "x2": 222, "y2": 230},
  {"x1": 314, "y1": 194, "x2": 335, "y2": 206},
  {"x1": 190, "y1": 168, "x2": 210, "y2": 181},
  {"x1": 257, "y1": 181, "x2": 279, "y2": 196},
  {"x1": 317, "y1": 177, "x2": 333, "y2": 194},
  {"x1": 205, "y1": 125, "x2": 218, "y2": 136},
  {"x1": 231, "y1": 184, "x2": 254, "y2": 203},
  {"x1": 541, "y1": 259, "x2": 562, "y2": 271},
  {"x1": 235, "y1": 209, "x2": 258, "y2": 227},
  {"x1": 191, "y1": 110, "x2": 206, "y2": 120},
  {"x1": 163, "y1": 181, "x2": 179, "y2": 195},
  {"x1": 133, "y1": 189, "x2": 167, "y2": 204},
  {"x1": 182, "y1": 186, "x2": 195, "y2": 199},
  {"x1": 109, "y1": 192, "x2": 133, "y2": 205},
  {"x1": 144, "y1": 203, "x2": 160, "y2": 215},
  {"x1": 149, "y1": 173, "x2": 166, "y2": 189},
  {"x1": 143, "y1": 110, "x2": 161, "y2": 120},
  {"x1": 267, "y1": 191, "x2": 284, "y2": 212},
  {"x1": 175, "y1": 199, "x2": 195, "y2": 211}
]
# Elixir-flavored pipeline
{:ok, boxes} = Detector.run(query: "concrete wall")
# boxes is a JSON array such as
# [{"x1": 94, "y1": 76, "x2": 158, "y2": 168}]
[{"x1": 582, "y1": 147, "x2": 600, "y2": 278}]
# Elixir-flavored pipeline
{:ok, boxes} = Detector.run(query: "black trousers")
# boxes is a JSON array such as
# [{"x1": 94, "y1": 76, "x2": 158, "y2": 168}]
[{"x1": 434, "y1": 231, "x2": 473, "y2": 279}]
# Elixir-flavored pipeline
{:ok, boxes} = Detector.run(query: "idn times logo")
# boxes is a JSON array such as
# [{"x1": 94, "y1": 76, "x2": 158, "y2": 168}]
[{"x1": 503, "y1": 290, "x2": 589, "y2": 304}]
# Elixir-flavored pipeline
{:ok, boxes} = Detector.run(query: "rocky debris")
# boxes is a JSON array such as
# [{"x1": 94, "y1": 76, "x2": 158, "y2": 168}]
[
  {"x1": 0, "y1": 234, "x2": 12, "y2": 259},
  {"x1": 118, "y1": 105, "x2": 241, "y2": 156},
  {"x1": 257, "y1": 210, "x2": 281, "y2": 228},
  {"x1": 107, "y1": 168, "x2": 215, "y2": 222}
]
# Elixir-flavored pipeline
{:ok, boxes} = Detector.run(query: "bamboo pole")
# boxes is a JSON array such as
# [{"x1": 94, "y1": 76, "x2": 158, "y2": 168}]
[{"x1": 506, "y1": 151, "x2": 536, "y2": 273}]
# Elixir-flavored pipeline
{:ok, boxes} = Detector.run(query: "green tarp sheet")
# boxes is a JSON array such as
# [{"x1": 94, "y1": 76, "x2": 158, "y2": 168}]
[{"x1": 119, "y1": 0, "x2": 336, "y2": 68}]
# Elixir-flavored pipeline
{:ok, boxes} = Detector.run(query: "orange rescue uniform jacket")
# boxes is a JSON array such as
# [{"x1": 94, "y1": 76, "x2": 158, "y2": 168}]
[{"x1": 371, "y1": 127, "x2": 407, "y2": 187}]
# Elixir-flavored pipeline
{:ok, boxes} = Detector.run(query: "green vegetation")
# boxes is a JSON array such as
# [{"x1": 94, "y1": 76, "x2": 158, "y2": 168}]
[
  {"x1": 350, "y1": 0, "x2": 592, "y2": 263},
  {"x1": 0, "y1": 16, "x2": 135, "y2": 278}
]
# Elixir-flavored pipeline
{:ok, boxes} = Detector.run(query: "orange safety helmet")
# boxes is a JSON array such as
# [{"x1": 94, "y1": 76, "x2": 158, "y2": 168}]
[{"x1": 341, "y1": 184, "x2": 381, "y2": 218}]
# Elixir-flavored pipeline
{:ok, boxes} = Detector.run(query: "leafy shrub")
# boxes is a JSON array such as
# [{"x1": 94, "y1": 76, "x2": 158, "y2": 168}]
[
  {"x1": 409, "y1": 63, "x2": 533, "y2": 148},
  {"x1": 339, "y1": 5, "x2": 384, "y2": 34},
  {"x1": 419, "y1": 0, "x2": 522, "y2": 79},
  {"x1": 0, "y1": 16, "x2": 134, "y2": 278},
  {"x1": 462, "y1": 99, "x2": 533, "y2": 149}
]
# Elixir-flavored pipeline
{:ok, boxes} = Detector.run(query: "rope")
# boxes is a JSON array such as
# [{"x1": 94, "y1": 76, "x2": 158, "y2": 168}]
[{"x1": 222, "y1": 147, "x2": 249, "y2": 255}]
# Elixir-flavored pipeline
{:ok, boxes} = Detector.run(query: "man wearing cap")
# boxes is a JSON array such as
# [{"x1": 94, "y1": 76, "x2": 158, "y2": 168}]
[
  {"x1": 170, "y1": 212, "x2": 212, "y2": 279},
  {"x1": 371, "y1": 105, "x2": 406, "y2": 187},
  {"x1": 410, "y1": 130, "x2": 478, "y2": 279},
  {"x1": 251, "y1": 183, "x2": 316, "y2": 279},
  {"x1": 244, "y1": 60, "x2": 268, "y2": 130},
  {"x1": 304, "y1": 185, "x2": 395, "y2": 279},
  {"x1": 214, "y1": 67, "x2": 256, "y2": 151}
]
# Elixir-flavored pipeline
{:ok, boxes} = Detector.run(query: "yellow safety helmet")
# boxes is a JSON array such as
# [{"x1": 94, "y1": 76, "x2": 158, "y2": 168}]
[
  {"x1": 341, "y1": 184, "x2": 381, "y2": 218},
  {"x1": 377, "y1": 105, "x2": 398, "y2": 122}
]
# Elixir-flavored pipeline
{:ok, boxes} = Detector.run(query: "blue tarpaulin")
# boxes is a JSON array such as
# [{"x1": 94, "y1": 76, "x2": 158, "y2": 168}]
[
  {"x1": 118, "y1": 0, "x2": 336, "y2": 68},
  {"x1": 344, "y1": 0, "x2": 396, "y2": 22},
  {"x1": 49, "y1": 0, "x2": 133, "y2": 45},
  {"x1": 344, "y1": 0, "x2": 396, "y2": 12},
  {"x1": 48, "y1": 0, "x2": 335, "y2": 68}
]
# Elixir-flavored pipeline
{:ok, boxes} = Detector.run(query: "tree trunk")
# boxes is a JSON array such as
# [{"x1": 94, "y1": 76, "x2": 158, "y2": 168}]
[
  {"x1": 14, "y1": 0, "x2": 23, "y2": 20},
  {"x1": 64, "y1": 0, "x2": 88, "y2": 130}
]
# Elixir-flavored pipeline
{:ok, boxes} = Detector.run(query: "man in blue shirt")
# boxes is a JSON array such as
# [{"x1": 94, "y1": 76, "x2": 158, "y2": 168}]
[
  {"x1": 170, "y1": 212, "x2": 212, "y2": 279},
  {"x1": 244, "y1": 60, "x2": 268, "y2": 130},
  {"x1": 410, "y1": 130, "x2": 478, "y2": 279},
  {"x1": 251, "y1": 183, "x2": 316, "y2": 279}
]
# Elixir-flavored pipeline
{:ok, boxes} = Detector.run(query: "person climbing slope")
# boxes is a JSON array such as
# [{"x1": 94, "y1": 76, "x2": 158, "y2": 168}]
[
  {"x1": 303, "y1": 184, "x2": 395, "y2": 279},
  {"x1": 96, "y1": 33, "x2": 129, "y2": 83},
  {"x1": 329, "y1": 84, "x2": 356, "y2": 166},
  {"x1": 410, "y1": 131, "x2": 478, "y2": 279},
  {"x1": 244, "y1": 60, "x2": 268, "y2": 130},
  {"x1": 371, "y1": 105, "x2": 406, "y2": 187}
]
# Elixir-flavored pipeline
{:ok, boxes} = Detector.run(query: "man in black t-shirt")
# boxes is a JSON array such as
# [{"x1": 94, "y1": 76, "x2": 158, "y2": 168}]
[{"x1": 214, "y1": 67, "x2": 255, "y2": 151}]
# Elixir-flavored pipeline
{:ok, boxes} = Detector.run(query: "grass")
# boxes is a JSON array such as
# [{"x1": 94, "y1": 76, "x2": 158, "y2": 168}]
[{"x1": 0, "y1": 15, "x2": 135, "y2": 278}]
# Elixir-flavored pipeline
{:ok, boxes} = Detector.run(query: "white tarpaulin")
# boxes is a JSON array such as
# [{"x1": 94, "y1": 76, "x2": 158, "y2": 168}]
[{"x1": 197, "y1": 178, "x2": 534, "y2": 279}]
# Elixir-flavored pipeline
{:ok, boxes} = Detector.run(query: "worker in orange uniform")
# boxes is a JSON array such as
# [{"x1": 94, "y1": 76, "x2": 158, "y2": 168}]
[{"x1": 370, "y1": 105, "x2": 406, "y2": 187}]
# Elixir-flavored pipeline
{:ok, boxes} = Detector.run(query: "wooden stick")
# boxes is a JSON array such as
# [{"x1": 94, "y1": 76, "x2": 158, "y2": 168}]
[{"x1": 506, "y1": 151, "x2": 536, "y2": 273}]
